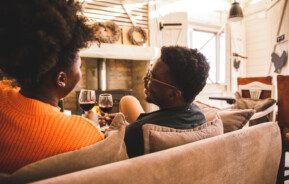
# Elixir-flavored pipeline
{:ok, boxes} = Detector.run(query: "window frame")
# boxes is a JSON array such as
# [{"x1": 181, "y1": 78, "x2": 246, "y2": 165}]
[{"x1": 190, "y1": 28, "x2": 226, "y2": 85}]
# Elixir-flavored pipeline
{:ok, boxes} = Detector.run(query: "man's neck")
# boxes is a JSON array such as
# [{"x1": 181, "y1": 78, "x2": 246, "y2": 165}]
[{"x1": 159, "y1": 101, "x2": 189, "y2": 110}]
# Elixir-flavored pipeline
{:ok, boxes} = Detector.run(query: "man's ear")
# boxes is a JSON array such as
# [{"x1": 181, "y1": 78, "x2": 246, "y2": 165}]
[
  {"x1": 168, "y1": 89, "x2": 181, "y2": 101},
  {"x1": 56, "y1": 71, "x2": 67, "y2": 88}
]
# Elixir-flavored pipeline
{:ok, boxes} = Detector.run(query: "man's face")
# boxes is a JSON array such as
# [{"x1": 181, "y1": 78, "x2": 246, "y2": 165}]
[{"x1": 143, "y1": 58, "x2": 176, "y2": 107}]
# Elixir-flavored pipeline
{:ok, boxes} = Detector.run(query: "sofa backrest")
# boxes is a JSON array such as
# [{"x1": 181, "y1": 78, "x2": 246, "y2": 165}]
[
  {"x1": 34, "y1": 122, "x2": 281, "y2": 184},
  {"x1": 0, "y1": 113, "x2": 128, "y2": 184}
]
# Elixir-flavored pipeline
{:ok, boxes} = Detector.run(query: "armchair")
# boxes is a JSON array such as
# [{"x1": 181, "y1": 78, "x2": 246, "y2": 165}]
[
  {"x1": 237, "y1": 76, "x2": 277, "y2": 123},
  {"x1": 209, "y1": 76, "x2": 277, "y2": 127}
]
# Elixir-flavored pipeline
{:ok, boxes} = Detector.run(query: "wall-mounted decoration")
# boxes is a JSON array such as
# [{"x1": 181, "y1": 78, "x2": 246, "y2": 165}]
[
  {"x1": 159, "y1": 22, "x2": 182, "y2": 31},
  {"x1": 232, "y1": 52, "x2": 248, "y2": 71},
  {"x1": 271, "y1": 50, "x2": 287, "y2": 73},
  {"x1": 81, "y1": 0, "x2": 149, "y2": 46},
  {"x1": 127, "y1": 26, "x2": 147, "y2": 46},
  {"x1": 233, "y1": 52, "x2": 248, "y2": 59},
  {"x1": 92, "y1": 21, "x2": 121, "y2": 45},
  {"x1": 267, "y1": 0, "x2": 288, "y2": 74},
  {"x1": 233, "y1": 59, "x2": 241, "y2": 70}
]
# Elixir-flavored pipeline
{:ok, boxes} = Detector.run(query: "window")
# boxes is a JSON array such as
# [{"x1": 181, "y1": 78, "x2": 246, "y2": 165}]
[{"x1": 191, "y1": 30, "x2": 226, "y2": 84}]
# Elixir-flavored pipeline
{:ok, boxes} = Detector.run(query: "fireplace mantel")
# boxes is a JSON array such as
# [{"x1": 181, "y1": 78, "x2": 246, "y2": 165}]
[{"x1": 80, "y1": 43, "x2": 160, "y2": 61}]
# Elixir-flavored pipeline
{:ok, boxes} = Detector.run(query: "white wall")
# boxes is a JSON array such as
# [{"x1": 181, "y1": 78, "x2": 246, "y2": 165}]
[
  {"x1": 244, "y1": 0, "x2": 289, "y2": 77},
  {"x1": 229, "y1": 21, "x2": 247, "y2": 92},
  {"x1": 267, "y1": 0, "x2": 289, "y2": 76},
  {"x1": 244, "y1": 0, "x2": 269, "y2": 76}
]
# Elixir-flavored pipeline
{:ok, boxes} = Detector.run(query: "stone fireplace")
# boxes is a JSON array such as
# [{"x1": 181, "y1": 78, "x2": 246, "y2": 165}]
[
  {"x1": 63, "y1": 57, "x2": 150, "y2": 114},
  {"x1": 62, "y1": 40, "x2": 160, "y2": 114}
]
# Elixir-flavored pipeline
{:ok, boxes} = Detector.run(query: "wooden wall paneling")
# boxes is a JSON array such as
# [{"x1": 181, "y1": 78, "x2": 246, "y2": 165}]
[
  {"x1": 268, "y1": 0, "x2": 288, "y2": 74},
  {"x1": 277, "y1": 75, "x2": 289, "y2": 128},
  {"x1": 83, "y1": 8, "x2": 148, "y2": 21},
  {"x1": 237, "y1": 76, "x2": 273, "y2": 85},
  {"x1": 86, "y1": 18, "x2": 147, "y2": 28},
  {"x1": 83, "y1": 10, "x2": 148, "y2": 24},
  {"x1": 244, "y1": 1, "x2": 269, "y2": 77},
  {"x1": 85, "y1": 1, "x2": 148, "y2": 13},
  {"x1": 160, "y1": 12, "x2": 189, "y2": 47},
  {"x1": 83, "y1": 0, "x2": 149, "y2": 29},
  {"x1": 122, "y1": 3, "x2": 138, "y2": 27},
  {"x1": 83, "y1": 5, "x2": 148, "y2": 16},
  {"x1": 245, "y1": 0, "x2": 289, "y2": 76}
]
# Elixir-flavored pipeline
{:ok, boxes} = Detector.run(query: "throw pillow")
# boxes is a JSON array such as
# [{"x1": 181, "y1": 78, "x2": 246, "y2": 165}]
[
  {"x1": 233, "y1": 92, "x2": 276, "y2": 112},
  {"x1": 194, "y1": 101, "x2": 255, "y2": 133},
  {"x1": 0, "y1": 113, "x2": 128, "y2": 184},
  {"x1": 218, "y1": 109, "x2": 255, "y2": 132},
  {"x1": 233, "y1": 92, "x2": 276, "y2": 125},
  {"x1": 143, "y1": 118, "x2": 223, "y2": 154}
]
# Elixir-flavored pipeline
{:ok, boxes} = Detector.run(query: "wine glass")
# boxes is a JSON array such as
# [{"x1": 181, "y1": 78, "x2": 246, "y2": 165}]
[
  {"x1": 78, "y1": 89, "x2": 96, "y2": 114},
  {"x1": 99, "y1": 93, "x2": 113, "y2": 116}
]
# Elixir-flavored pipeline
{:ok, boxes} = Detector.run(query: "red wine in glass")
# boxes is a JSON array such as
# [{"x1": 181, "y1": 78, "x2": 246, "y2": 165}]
[
  {"x1": 80, "y1": 102, "x2": 95, "y2": 112},
  {"x1": 99, "y1": 106, "x2": 113, "y2": 114},
  {"x1": 99, "y1": 94, "x2": 113, "y2": 125},
  {"x1": 79, "y1": 89, "x2": 96, "y2": 113}
]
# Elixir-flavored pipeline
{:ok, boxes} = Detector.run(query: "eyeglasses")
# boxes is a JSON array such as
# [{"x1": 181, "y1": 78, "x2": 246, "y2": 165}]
[{"x1": 144, "y1": 70, "x2": 181, "y2": 92}]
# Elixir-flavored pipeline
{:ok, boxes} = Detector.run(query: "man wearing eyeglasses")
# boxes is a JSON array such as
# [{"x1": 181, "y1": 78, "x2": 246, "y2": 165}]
[{"x1": 121, "y1": 46, "x2": 210, "y2": 158}]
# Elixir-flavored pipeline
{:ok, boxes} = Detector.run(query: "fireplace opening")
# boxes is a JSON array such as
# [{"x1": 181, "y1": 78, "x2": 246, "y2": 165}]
[{"x1": 70, "y1": 57, "x2": 150, "y2": 115}]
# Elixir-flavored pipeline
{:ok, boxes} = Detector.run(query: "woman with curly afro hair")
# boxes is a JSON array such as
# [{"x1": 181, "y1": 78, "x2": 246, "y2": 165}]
[{"x1": 0, "y1": 0, "x2": 104, "y2": 173}]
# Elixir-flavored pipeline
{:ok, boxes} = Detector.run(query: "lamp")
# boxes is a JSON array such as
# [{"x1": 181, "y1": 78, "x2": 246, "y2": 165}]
[{"x1": 228, "y1": 1, "x2": 243, "y2": 22}]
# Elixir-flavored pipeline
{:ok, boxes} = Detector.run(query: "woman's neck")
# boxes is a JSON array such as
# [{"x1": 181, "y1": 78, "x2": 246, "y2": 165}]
[{"x1": 19, "y1": 87, "x2": 59, "y2": 107}]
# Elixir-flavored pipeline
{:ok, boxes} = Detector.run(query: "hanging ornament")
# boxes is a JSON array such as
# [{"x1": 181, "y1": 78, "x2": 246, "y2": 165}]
[
  {"x1": 233, "y1": 59, "x2": 241, "y2": 70},
  {"x1": 271, "y1": 50, "x2": 287, "y2": 73}
]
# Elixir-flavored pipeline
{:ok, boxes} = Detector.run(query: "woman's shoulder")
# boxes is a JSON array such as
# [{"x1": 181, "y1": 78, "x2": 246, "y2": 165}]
[
  {"x1": 62, "y1": 114, "x2": 104, "y2": 140},
  {"x1": 62, "y1": 114, "x2": 100, "y2": 129}
]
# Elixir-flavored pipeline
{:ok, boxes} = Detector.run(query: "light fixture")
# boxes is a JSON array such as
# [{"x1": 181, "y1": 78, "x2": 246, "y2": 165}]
[{"x1": 228, "y1": 1, "x2": 243, "y2": 22}]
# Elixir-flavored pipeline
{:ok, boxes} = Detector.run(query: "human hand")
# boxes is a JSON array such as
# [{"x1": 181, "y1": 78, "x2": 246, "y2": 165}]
[
  {"x1": 83, "y1": 111, "x2": 99, "y2": 124},
  {"x1": 98, "y1": 113, "x2": 117, "y2": 126}
]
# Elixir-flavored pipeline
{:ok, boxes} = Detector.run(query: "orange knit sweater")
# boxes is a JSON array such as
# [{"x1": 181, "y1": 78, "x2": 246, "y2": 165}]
[{"x1": 0, "y1": 81, "x2": 104, "y2": 173}]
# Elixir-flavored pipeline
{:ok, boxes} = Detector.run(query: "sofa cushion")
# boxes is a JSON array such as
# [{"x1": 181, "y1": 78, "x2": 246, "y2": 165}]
[
  {"x1": 143, "y1": 118, "x2": 223, "y2": 154},
  {"x1": 233, "y1": 92, "x2": 276, "y2": 112},
  {"x1": 0, "y1": 113, "x2": 128, "y2": 184},
  {"x1": 194, "y1": 101, "x2": 255, "y2": 133},
  {"x1": 233, "y1": 92, "x2": 276, "y2": 126}
]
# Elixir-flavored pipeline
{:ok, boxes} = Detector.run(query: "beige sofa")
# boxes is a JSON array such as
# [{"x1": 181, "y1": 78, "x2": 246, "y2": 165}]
[{"x1": 29, "y1": 121, "x2": 281, "y2": 184}]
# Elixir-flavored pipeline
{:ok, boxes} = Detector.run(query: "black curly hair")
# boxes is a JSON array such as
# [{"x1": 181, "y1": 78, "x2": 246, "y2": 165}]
[
  {"x1": 0, "y1": 0, "x2": 95, "y2": 87},
  {"x1": 161, "y1": 46, "x2": 210, "y2": 103}
]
